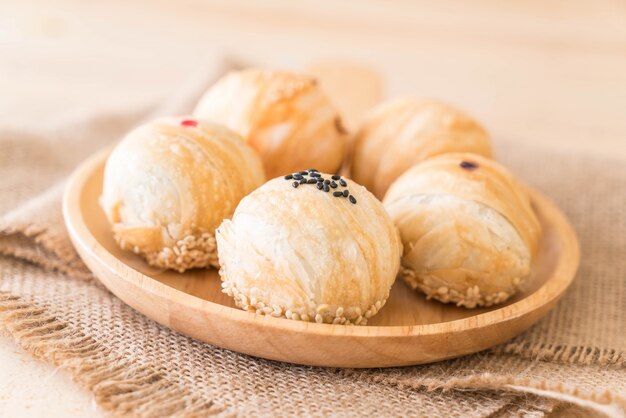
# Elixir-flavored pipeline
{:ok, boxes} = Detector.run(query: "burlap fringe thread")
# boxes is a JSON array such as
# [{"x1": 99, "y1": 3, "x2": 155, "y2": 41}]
[
  {"x1": 0, "y1": 292, "x2": 227, "y2": 418},
  {"x1": 494, "y1": 341, "x2": 626, "y2": 368},
  {"x1": 0, "y1": 223, "x2": 93, "y2": 282}
]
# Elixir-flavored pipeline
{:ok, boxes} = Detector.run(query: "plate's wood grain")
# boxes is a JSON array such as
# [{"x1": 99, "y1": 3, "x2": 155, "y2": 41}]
[{"x1": 63, "y1": 148, "x2": 579, "y2": 368}]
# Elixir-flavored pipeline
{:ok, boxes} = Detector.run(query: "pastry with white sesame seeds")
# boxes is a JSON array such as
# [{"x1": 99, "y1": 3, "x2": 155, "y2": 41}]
[
  {"x1": 100, "y1": 117, "x2": 264, "y2": 272},
  {"x1": 216, "y1": 170, "x2": 403, "y2": 325},
  {"x1": 351, "y1": 98, "x2": 492, "y2": 199},
  {"x1": 383, "y1": 153, "x2": 541, "y2": 308},
  {"x1": 194, "y1": 69, "x2": 347, "y2": 179}
]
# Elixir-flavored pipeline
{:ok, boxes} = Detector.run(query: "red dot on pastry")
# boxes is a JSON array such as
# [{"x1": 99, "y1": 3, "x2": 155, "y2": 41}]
[
  {"x1": 460, "y1": 161, "x2": 478, "y2": 170},
  {"x1": 181, "y1": 119, "x2": 198, "y2": 127}
]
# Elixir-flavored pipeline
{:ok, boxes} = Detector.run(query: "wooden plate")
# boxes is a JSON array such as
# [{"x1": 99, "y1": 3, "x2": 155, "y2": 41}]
[{"x1": 63, "y1": 147, "x2": 579, "y2": 368}]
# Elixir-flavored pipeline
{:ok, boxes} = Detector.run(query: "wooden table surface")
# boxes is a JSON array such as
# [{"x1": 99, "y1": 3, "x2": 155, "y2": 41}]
[{"x1": 1, "y1": 1, "x2": 624, "y2": 416}]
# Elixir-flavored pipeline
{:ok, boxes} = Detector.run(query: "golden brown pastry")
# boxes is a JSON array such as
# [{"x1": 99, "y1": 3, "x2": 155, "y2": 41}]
[
  {"x1": 351, "y1": 97, "x2": 492, "y2": 199},
  {"x1": 383, "y1": 153, "x2": 541, "y2": 308},
  {"x1": 101, "y1": 117, "x2": 264, "y2": 272},
  {"x1": 216, "y1": 170, "x2": 402, "y2": 325},
  {"x1": 194, "y1": 69, "x2": 346, "y2": 179}
]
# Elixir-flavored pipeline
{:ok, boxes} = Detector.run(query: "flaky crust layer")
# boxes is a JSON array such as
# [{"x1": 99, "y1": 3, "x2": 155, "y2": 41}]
[
  {"x1": 351, "y1": 98, "x2": 492, "y2": 199},
  {"x1": 383, "y1": 153, "x2": 541, "y2": 308},
  {"x1": 101, "y1": 117, "x2": 265, "y2": 272},
  {"x1": 216, "y1": 173, "x2": 402, "y2": 324},
  {"x1": 194, "y1": 69, "x2": 346, "y2": 178}
]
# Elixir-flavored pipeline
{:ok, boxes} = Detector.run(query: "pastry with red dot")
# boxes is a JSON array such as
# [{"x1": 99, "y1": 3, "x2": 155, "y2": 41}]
[{"x1": 100, "y1": 117, "x2": 264, "y2": 272}]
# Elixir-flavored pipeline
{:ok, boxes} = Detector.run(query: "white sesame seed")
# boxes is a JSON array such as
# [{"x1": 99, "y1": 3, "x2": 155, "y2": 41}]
[
  {"x1": 316, "y1": 304, "x2": 329, "y2": 314},
  {"x1": 219, "y1": 280, "x2": 387, "y2": 326}
]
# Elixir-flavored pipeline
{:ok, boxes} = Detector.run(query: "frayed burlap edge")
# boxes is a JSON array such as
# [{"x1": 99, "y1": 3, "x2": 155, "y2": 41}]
[
  {"x1": 342, "y1": 368, "x2": 626, "y2": 418},
  {"x1": 492, "y1": 341, "x2": 626, "y2": 368},
  {"x1": 0, "y1": 292, "x2": 229, "y2": 418},
  {"x1": 0, "y1": 223, "x2": 93, "y2": 282}
]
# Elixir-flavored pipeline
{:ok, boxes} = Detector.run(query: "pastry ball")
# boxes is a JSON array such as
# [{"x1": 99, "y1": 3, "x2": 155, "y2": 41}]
[
  {"x1": 194, "y1": 69, "x2": 346, "y2": 179},
  {"x1": 383, "y1": 153, "x2": 541, "y2": 308},
  {"x1": 101, "y1": 117, "x2": 265, "y2": 272},
  {"x1": 351, "y1": 98, "x2": 492, "y2": 199},
  {"x1": 216, "y1": 170, "x2": 402, "y2": 325}
]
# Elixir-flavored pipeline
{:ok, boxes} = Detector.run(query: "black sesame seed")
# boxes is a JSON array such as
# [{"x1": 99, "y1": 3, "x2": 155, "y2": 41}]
[
  {"x1": 284, "y1": 174, "x2": 293, "y2": 180},
  {"x1": 349, "y1": 195, "x2": 356, "y2": 204},
  {"x1": 324, "y1": 185, "x2": 330, "y2": 192},
  {"x1": 299, "y1": 171, "x2": 308, "y2": 175},
  {"x1": 310, "y1": 172, "x2": 321, "y2": 178},
  {"x1": 316, "y1": 182, "x2": 324, "y2": 190},
  {"x1": 293, "y1": 174, "x2": 303, "y2": 180},
  {"x1": 306, "y1": 178, "x2": 315, "y2": 184},
  {"x1": 342, "y1": 189, "x2": 349, "y2": 197},
  {"x1": 316, "y1": 178, "x2": 324, "y2": 182},
  {"x1": 308, "y1": 168, "x2": 318, "y2": 172},
  {"x1": 300, "y1": 178, "x2": 307, "y2": 184},
  {"x1": 292, "y1": 181, "x2": 299, "y2": 188},
  {"x1": 333, "y1": 191, "x2": 342, "y2": 197},
  {"x1": 324, "y1": 179, "x2": 330, "y2": 185},
  {"x1": 330, "y1": 181, "x2": 338, "y2": 188},
  {"x1": 339, "y1": 179, "x2": 347, "y2": 187},
  {"x1": 331, "y1": 175, "x2": 340, "y2": 180}
]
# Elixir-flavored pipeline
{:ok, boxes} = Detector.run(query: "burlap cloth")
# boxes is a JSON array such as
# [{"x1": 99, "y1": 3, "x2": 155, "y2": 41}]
[{"x1": 1, "y1": 59, "x2": 624, "y2": 418}]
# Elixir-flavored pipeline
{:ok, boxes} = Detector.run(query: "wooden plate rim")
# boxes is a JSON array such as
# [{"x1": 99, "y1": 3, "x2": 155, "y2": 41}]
[{"x1": 62, "y1": 146, "x2": 580, "y2": 338}]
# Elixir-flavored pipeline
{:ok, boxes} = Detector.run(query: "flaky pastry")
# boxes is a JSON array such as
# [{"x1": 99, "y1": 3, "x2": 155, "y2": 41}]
[
  {"x1": 216, "y1": 170, "x2": 402, "y2": 325},
  {"x1": 194, "y1": 69, "x2": 346, "y2": 179},
  {"x1": 383, "y1": 153, "x2": 541, "y2": 308},
  {"x1": 351, "y1": 98, "x2": 492, "y2": 199},
  {"x1": 101, "y1": 117, "x2": 264, "y2": 272}
]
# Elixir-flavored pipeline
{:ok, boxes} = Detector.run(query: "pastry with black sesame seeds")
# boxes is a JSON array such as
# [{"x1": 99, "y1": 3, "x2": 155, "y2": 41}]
[
  {"x1": 383, "y1": 153, "x2": 541, "y2": 308},
  {"x1": 216, "y1": 172, "x2": 402, "y2": 325}
]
